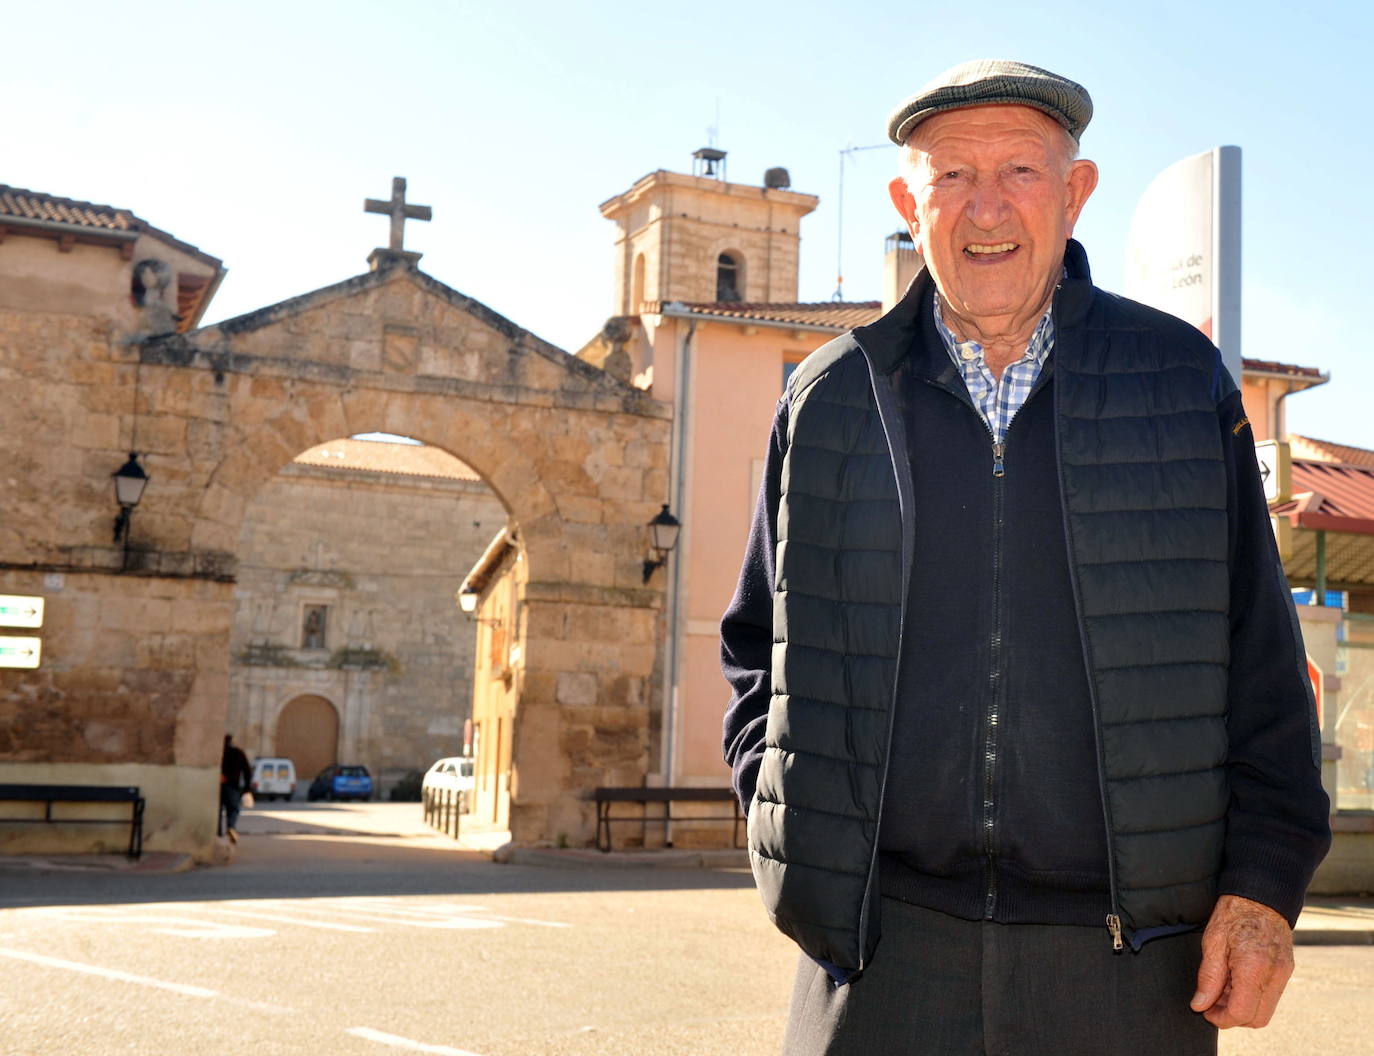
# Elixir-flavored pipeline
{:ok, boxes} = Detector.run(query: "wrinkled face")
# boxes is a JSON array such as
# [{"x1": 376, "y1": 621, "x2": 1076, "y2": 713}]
[{"x1": 889, "y1": 105, "x2": 1097, "y2": 331}]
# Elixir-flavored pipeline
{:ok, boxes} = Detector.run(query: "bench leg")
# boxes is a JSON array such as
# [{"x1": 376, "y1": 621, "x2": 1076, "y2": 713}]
[{"x1": 130, "y1": 800, "x2": 144, "y2": 859}]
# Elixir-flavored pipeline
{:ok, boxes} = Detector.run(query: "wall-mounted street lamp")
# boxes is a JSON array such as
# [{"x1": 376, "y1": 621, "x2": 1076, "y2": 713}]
[
  {"x1": 456, "y1": 585, "x2": 504, "y2": 628},
  {"x1": 642, "y1": 504, "x2": 682, "y2": 584},
  {"x1": 112, "y1": 452, "x2": 149, "y2": 565}
]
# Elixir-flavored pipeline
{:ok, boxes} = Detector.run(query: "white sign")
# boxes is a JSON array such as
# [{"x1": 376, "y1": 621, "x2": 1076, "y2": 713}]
[
  {"x1": 0, "y1": 636, "x2": 41, "y2": 669},
  {"x1": 1253, "y1": 440, "x2": 1290, "y2": 505},
  {"x1": 0, "y1": 594, "x2": 44, "y2": 629},
  {"x1": 1124, "y1": 146, "x2": 1242, "y2": 385}
]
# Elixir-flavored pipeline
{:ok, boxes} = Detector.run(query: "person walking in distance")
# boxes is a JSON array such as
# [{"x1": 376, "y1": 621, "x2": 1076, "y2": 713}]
[{"x1": 220, "y1": 733, "x2": 253, "y2": 844}]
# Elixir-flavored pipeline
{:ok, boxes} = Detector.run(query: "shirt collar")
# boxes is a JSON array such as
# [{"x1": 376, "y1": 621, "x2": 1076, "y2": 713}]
[{"x1": 932, "y1": 290, "x2": 1055, "y2": 370}]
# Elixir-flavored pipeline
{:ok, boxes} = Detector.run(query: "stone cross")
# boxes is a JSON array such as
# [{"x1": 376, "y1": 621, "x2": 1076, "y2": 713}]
[{"x1": 364, "y1": 177, "x2": 432, "y2": 251}]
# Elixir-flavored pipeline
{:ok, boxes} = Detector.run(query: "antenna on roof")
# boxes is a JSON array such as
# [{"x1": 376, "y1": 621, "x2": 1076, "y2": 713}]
[{"x1": 833, "y1": 142, "x2": 891, "y2": 301}]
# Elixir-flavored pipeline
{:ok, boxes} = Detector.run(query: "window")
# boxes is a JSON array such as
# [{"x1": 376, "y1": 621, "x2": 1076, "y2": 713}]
[
  {"x1": 301, "y1": 604, "x2": 328, "y2": 650},
  {"x1": 716, "y1": 252, "x2": 742, "y2": 302}
]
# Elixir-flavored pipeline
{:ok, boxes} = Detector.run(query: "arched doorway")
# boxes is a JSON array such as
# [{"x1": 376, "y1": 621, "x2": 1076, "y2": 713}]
[{"x1": 276, "y1": 694, "x2": 339, "y2": 784}]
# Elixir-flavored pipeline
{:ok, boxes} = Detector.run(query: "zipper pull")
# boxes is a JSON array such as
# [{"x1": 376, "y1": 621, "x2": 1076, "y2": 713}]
[
  {"x1": 991, "y1": 441, "x2": 1006, "y2": 477},
  {"x1": 1106, "y1": 914, "x2": 1124, "y2": 952}
]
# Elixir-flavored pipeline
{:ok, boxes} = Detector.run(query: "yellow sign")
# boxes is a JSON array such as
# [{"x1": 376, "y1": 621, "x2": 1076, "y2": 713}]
[
  {"x1": 0, "y1": 594, "x2": 43, "y2": 629},
  {"x1": 0, "y1": 636, "x2": 41, "y2": 669}
]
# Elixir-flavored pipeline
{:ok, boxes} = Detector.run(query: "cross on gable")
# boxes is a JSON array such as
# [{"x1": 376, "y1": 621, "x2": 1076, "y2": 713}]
[{"x1": 364, "y1": 176, "x2": 432, "y2": 252}]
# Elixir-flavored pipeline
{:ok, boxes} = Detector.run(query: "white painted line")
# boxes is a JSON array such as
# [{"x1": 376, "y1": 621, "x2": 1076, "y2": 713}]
[
  {"x1": 347, "y1": 1026, "x2": 485, "y2": 1055},
  {"x1": 200, "y1": 906, "x2": 375, "y2": 933},
  {"x1": 0, "y1": 947, "x2": 217, "y2": 998},
  {"x1": 260, "y1": 901, "x2": 501, "y2": 929},
  {"x1": 482, "y1": 913, "x2": 572, "y2": 929}
]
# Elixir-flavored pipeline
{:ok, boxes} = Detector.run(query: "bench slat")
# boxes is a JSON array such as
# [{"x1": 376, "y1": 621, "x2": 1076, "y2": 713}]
[{"x1": 0, "y1": 784, "x2": 142, "y2": 803}]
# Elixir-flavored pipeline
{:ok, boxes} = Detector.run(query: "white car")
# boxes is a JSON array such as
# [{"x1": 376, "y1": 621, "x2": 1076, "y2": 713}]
[{"x1": 422, "y1": 757, "x2": 475, "y2": 812}]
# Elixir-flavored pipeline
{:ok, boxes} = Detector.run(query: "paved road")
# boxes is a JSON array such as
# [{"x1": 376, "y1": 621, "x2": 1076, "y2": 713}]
[{"x1": 0, "y1": 804, "x2": 1368, "y2": 1055}]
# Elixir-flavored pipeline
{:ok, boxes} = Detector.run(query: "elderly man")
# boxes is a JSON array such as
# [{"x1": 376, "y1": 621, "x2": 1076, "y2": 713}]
[{"x1": 721, "y1": 60, "x2": 1330, "y2": 1054}]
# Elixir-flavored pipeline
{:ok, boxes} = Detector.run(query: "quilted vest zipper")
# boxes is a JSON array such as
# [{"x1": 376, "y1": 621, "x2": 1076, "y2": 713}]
[
  {"x1": 1050, "y1": 326, "x2": 1126, "y2": 952},
  {"x1": 920, "y1": 367, "x2": 1051, "y2": 920},
  {"x1": 856, "y1": 352, "x2": 917, "y2": 972}
]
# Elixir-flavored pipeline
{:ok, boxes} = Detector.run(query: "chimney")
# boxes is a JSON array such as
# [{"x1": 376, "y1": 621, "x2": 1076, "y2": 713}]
[{"x1": 883, "y1": 230, "x2": 921, "y2": 312}]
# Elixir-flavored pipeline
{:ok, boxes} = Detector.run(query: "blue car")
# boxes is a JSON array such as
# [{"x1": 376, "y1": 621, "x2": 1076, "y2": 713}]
[{"x1": 307, "y1": 765, "x2": 373, "y2": 802}]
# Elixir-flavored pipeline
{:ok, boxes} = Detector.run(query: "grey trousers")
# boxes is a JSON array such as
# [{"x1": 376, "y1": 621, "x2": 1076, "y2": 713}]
[{"x1": 782, "y1": 899, "x2": 1217, "y2": 1056}]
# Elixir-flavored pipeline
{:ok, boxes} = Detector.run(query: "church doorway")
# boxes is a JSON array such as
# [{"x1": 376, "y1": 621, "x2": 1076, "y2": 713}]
[{"x1": 276, "y1": 694, "x2": 339, "y2": 782}]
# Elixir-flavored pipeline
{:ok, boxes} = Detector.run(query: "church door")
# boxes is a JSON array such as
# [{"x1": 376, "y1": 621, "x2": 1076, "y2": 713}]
[{"x1": 275, "y1": 694, "x2": 339, "y2": 784}]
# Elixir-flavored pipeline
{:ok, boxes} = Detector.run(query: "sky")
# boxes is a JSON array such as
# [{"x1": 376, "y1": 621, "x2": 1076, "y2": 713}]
[{"x1": 5, "y1": 0, "x2": 1370, "y2": 446}]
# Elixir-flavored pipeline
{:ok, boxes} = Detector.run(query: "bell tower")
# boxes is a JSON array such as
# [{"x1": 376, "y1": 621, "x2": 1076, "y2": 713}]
[{"x1": 599, "y1": 150, "x2": 819, "y2": 315}]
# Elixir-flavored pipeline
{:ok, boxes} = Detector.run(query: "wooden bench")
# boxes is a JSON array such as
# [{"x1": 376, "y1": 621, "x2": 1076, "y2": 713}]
[
  {"x1": 593, "y1": 786, "x2": 742, "y2": 853},
  {"x1": 0, "y1": 784, "x2": 145, "y2": 859}
]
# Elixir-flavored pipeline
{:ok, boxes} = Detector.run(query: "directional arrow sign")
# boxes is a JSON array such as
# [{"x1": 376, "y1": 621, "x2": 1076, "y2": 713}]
[
  {"x1": 0, "y1": 595, "x2": 44, "y2": 629},
  {"x1": 0, "y1": 636, "x2": 41, "y2": 669}
]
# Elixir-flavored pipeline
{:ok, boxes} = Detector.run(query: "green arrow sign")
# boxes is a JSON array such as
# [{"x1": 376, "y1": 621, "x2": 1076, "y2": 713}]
[
  {"x1": 0, "y1": 594, "x2": 44, "y2": 629},
  {"x1": 0, "y1": 636, "x2": 41, "y2": 669}
]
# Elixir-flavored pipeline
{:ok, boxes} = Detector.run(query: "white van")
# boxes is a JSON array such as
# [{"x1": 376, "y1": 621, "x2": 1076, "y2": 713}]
[{"x1": 251, "y1": 757, "x2": 297, "y2": 801}]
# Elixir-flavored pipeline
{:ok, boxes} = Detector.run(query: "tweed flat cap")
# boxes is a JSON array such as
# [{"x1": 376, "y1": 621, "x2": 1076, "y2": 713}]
[{"x1": 886, "y1": 59, "x2": 1093, "y2": 145}]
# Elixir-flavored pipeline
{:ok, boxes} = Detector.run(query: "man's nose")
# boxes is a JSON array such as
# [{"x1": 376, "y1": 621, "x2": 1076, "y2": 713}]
[{"x1": 965, "y1": 180, "x2": 1009, "y2": 228}]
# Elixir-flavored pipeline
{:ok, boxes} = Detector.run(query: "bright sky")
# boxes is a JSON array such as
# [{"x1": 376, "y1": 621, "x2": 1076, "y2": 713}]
[{"x1": 6, "y1": 0, "x2": 1369, "y2": 446}]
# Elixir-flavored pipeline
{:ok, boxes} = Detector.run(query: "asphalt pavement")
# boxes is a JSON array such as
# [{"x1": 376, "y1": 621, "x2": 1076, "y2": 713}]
[{"x1": 0, "y1": 803, "x2": 1369, "y2": 1055}]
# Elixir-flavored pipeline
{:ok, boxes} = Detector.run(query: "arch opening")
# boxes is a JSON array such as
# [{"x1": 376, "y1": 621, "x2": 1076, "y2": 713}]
[{"x1": 227, "y1": 430, "x2": 520, "y2": 825}]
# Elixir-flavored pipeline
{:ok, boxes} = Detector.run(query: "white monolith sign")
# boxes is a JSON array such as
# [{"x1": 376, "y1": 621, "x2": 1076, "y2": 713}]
[{"x1": 1124, "y1": 146, "x2": 1242, "y2": 385}]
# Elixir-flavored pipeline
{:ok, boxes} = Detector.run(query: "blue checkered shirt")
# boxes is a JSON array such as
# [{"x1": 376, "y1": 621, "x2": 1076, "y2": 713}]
[{"x1": 933, "y1": 293, "x2": 1054, "y2": 444}]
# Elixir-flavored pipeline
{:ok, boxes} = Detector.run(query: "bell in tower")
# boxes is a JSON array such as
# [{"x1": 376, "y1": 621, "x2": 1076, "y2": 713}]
[{"x1": 691, "y1": 147, "x2": 728, "y2": 181}]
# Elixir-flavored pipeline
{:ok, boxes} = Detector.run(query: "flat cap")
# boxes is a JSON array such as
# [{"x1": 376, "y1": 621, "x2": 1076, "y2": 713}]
[{"x1": 887, "y1": 59, "x2": 1093, "y2": 146}]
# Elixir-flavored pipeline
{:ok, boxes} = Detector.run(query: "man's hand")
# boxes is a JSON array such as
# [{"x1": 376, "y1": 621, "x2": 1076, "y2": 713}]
[{"x1": 1190, "y1": 894, "x2": 1294, "y2": 1029}]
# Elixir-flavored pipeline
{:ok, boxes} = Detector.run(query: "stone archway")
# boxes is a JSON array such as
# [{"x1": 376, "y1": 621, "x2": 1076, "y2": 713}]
[
  {"x1": 129, "y1": 258, "x2": 673, "y2": 850},
  {"x1": 275, "y1": 694, "x2": 339, "y2": 783}
]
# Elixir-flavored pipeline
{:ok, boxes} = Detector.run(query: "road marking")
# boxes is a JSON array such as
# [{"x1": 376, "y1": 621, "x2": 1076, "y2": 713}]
[
  {"x1": 347, "y1": 1026, "x2": 484, "y2": 1055},
  {"x1": 33, "y1": 907, "x2": 273, "y2": 940},
  {"x1": 357, "y1": 900, "x2": 566, "y2": 922},
  {"x1": 0, "y1": 947, "x2": 217, "y2": 998},
  {"x1": 200, "y1": 905, "x2": 375, "y2": 933},
  {"x1": 263, "y1": 900, "x2": 502, "y2": 929}
]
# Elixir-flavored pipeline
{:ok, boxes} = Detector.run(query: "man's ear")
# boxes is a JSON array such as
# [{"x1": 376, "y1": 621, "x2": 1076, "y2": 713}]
[
  {"x1": 888, "y1": 176, "x2": 918, "y2": 236},
  {"x1": 1063, "y1": 159, "x2": 1099, "y2": 233}
]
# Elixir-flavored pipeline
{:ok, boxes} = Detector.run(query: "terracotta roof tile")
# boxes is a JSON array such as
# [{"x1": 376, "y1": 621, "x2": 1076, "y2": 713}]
[
  {"x1": 652, "y1": 300, "x2": 883, "y2": 330},
  {"x1": 1289, "y1": 435, "x2": 1374, "y2": 468},
  {"x1": 1241, "y1": 357, "x2": 1325, "y2": 380},
  {"x1": 1272, "y1": 459, "x2": 1374, "y2": 534},
  {"x1": 292, "y1": 438, "x2": 482, "y2": 483},
  {"x1": 0, "y1": 183, "x2": 221, "y2": 266},
  {"x1": 0, "y1": 185, "x2": 136, "y2": 231}
]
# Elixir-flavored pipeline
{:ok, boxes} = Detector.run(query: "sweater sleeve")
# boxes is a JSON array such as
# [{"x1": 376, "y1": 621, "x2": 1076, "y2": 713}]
[
  {"x1": 1215, "y1": 391, "x2": 1332, "y2": 926},
  {"x1": 720, "y1": 397, "x2": 788, "y2": 813}
]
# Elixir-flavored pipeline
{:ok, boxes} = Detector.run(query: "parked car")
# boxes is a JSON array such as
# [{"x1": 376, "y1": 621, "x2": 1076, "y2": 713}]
[
  {"x1": 422, "y1": 756, "x2": 475, "y2": 812},
  {"x1": 307, "y1": 765, "x2": 373, "y2": 802},
  {"x1": 250, "y1": 757, "x2": 297, "y2": 801}
]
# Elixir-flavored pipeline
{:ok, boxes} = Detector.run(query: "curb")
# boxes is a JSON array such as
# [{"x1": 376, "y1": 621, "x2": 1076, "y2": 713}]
[
  {"x1": 497, "y1": 846, "x2": 749, "y2": 870},
  {"x1": 1294, "y1": 929, "x2": 1374, "y2": 946}
]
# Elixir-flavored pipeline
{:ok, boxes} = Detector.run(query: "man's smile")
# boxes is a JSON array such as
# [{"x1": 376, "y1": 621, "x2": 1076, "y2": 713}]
[{"x1": 964, "y1": 241, "x2": 1019, "y2": 260}]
